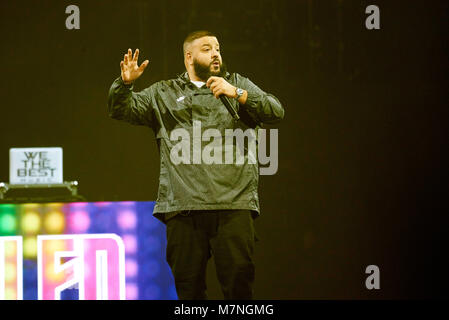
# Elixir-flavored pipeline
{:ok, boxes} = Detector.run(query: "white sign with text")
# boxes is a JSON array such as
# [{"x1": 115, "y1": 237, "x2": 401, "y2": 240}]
[{"x1": 9, "y1": 147, "x2": 63, "y2": 185}]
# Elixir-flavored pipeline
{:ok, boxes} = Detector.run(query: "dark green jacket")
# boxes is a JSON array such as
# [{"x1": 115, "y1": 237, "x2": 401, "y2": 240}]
[{"x1": 108, "y1": 71, "x2": 284, "y2": 222}]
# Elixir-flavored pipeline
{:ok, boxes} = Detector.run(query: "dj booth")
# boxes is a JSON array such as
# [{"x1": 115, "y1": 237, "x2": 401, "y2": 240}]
[{"x1": 0, "y1": 148, "x2": 178, "y2": 300}]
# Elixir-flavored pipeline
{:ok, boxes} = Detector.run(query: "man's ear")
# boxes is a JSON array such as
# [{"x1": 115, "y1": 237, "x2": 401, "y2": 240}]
[{"x1": 185, "y1": 52, "x2": 193, "y2": 65}]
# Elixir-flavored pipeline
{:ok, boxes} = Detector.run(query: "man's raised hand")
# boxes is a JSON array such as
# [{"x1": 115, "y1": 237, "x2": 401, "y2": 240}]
[{"x1": 120, "y1": 48, "x2": 149, "y2": 84}]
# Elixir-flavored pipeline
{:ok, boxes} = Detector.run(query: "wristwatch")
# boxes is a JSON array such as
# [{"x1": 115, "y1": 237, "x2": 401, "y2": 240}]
[{"x1": 235, "y1": 87, "x2": 244, "y2": 100}]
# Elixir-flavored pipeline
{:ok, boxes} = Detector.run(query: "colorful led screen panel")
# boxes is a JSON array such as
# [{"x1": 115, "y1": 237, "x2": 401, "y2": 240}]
[{"x1": 0, "y1": 201, "x2": 177, "y2": 300}]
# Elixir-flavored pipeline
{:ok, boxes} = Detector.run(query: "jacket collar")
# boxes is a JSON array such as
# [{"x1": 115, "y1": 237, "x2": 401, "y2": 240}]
[{"x1": 177, "y1": 71, "x2": 231, "y2": 84}]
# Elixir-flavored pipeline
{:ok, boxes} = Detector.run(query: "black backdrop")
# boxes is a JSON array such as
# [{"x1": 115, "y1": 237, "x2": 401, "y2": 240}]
[{"x1": 0, "y1": 0, "x2": 447, "y2": 299}]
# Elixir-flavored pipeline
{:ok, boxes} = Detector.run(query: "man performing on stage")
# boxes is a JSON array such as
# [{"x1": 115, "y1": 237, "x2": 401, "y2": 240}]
[{"x1": 108, "y1": 30, "x2": 284, "y2": 300}]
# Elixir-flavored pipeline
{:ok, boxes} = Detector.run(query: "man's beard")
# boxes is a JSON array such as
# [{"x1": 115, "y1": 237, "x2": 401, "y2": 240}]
[{"x1": 193, "y1": 58, "x2": 227, "y2": 81}]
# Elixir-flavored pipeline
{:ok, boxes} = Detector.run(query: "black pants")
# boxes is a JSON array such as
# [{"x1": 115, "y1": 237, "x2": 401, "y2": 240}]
[{"x1": 165, "y1": 209, "x2": 257, "y2": 300}]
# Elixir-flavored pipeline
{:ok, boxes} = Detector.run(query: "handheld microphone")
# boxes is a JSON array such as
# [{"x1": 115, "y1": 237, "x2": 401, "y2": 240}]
[{"x1": 219, "y1": 95, "x2": 240, "y2": 121}]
